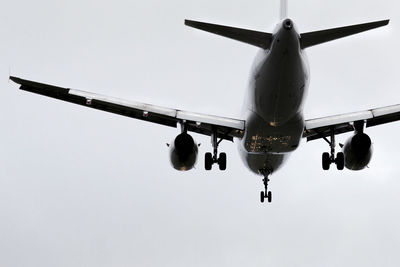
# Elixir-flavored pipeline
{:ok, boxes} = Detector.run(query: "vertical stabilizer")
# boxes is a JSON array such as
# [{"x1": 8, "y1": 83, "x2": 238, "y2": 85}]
[{"x1": 280, "y1": 0, "x2": 288, "y2": 20}]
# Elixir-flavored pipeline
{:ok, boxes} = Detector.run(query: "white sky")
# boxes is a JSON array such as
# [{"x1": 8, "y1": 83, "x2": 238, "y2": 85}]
[{"x1": 1, "y1": 0, "x2": 400, "y2": 266}]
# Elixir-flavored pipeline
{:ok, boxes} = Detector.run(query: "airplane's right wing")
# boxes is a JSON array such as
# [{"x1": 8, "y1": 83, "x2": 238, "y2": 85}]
[
  {"x1": 304, "y1": 104, "x2": 400, "y2": 141},
  {"x1": 10, "y1": 76, "x2": 245, "y2": 141}
]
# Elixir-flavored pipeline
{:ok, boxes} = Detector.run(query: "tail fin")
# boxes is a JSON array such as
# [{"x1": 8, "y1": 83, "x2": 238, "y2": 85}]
[
  {"x1": 300, "y1": 19, "x2": 389, "y2": 49},
  {"x1": 280, "y1": 0, "x2": 288, "y2": 20},
  {"x1": 185, "y1": 20, "x2": 272, "y2": 49}
]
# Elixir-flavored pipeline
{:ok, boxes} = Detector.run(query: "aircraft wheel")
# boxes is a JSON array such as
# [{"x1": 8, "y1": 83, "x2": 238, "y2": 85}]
[
  {"x1": 260, "y1": 191, "x2": 265, "y2": 203},
  {"x1": 218, "y1": 152, "x2": 227, "y2": 170},
  {"x1": 267, "y1": 191, "x2": 272, "y2": 203},
  {"x1": 205, "y1": 152, "x2": 213, "y2": 170},
  {"x1": 336, "y1": 152, "x2": 345, "y2": 170},
  {"x1": 322, "y1": 152, "x2": 330, "y2": 170}
]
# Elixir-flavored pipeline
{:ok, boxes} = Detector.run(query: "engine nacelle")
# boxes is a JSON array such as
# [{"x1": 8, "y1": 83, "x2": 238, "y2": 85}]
[
  {"x1": 343, "y1": 133, "x2": 373, "y2": 171},
  {"x1": 169, "y1": 132, "x2": 198, "y2": 171}
]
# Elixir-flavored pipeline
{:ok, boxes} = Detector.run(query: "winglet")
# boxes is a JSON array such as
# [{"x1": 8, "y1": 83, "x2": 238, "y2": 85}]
[
  {"x1": 300, "y1": 19, "x2": 389, "y2": 49},
  {"x1": 185, "y1": 20, "x2": 273, "y2": 49}
]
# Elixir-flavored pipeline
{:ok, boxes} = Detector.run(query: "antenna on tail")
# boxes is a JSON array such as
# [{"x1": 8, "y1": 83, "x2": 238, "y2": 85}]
[{"x1": 280, "y1": 0, "x2": 288, "y2": 20}]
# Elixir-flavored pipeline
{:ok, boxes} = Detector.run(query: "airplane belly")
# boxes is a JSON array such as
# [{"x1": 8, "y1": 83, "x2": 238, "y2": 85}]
[
  {"x1": 238, "y1": 111, "x2": 304, "y2": 175},
  {"x1": 238, "y1": 148, "x2": 289, "y2": 175},
  {"x1": 243, "y1": 111, "x2": 304, "y2": 153}
]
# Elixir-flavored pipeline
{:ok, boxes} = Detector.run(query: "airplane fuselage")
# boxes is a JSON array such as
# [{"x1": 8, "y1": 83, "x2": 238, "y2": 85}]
[{"x1": 238, "y1": 20, "x2": 310, "y2": 175}]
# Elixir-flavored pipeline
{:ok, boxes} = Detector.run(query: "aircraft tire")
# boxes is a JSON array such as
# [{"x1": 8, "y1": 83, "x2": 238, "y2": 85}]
[
  {"x1": 336, "y1": 152, "x2": 345, "y2": 170},
  {"x1": 267, "y1": 191, "x2": 272, "y2": 203},
  {"x1": 218, "y1": 153, "x2": 227, "y2": 170},
  {"x1": 322, "y1": 152, "x2": 330, "y2": 170},
  {"x1": 205, "y1": 152, "x2": 213, "y2": 170}
]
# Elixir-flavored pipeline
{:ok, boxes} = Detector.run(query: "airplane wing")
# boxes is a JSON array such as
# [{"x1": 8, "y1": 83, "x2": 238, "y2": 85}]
[
  {"x1": 10, "y1": 76, "x2": 245, "y2": 141},
  {"x1": 304, "y1": 104, "x2": 400, "y2": 141}
]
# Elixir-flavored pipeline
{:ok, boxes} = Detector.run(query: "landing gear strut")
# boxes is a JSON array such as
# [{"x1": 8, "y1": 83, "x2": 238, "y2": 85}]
[
  {"x1": 260, "y1": 170, "x2": 272, "y2": 203},
  {"x1": 205, "y1": 130, "x2": 227, "y2": 171},
  {"x1": 322, "y1": 127, "x2": 344, "y2": 170}
]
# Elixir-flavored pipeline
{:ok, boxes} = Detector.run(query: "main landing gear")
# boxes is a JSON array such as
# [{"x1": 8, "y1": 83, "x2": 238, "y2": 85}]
[
  {"x1": 322, "y1": 128, "x2": 344, "y2": 170},
  {"x1": 260, "y1": 170, "x2": 272, "y2": 203},
  {"x1": 205, "y1": 131, "x2": 227, "y2": 171}
]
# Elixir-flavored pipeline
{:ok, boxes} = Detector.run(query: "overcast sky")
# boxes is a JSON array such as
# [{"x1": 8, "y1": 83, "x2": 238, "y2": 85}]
[{"x1": 1, "y1": 0, "x2": 400, "y2": 266}]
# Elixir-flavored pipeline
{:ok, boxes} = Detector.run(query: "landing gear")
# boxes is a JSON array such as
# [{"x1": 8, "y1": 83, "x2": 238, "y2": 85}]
[
  {"x1": 260, "y1": 189, "x2": 272, "y2": 203},
  {"x1": 321, "y1": 128, "x2": 345, "y2": 170},
  {"x1": 260, "y1": 170, "x2": 272, "y2": 203},
  {"x1": 204, "y1": 130, "x2": 227, "y2": 171}
]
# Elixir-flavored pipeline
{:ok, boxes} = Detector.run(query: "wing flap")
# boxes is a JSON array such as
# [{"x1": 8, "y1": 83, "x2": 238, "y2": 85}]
[
  {"x1": 304, "y1": 104, "x2": 400, "y2": 141},
  {"x1": 176, "y1": 110, "x2": 244, "y2": 130},
  {"x1": 69, "y1": 89, "x2": 178, "y2": 117},
  {"x1": 305, "y1": 110, "x2": 372, "y2": 130},
  {"x1": 367, "y1": 105, "x2": 400, "y2": 127}
]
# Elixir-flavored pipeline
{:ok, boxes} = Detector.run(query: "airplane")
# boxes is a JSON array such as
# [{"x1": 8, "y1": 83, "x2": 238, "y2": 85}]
[{"x1": 10, "y1": 0, "x2": 399, "y2": 203}]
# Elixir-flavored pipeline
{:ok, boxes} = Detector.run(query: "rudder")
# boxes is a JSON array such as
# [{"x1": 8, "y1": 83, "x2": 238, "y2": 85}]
[{"x1": 280, "y1": 0, "x2": 288, "y2": 20}]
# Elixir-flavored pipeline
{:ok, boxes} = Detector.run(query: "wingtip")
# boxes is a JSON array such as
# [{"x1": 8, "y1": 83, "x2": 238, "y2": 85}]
[
  {"x1": 370, "y1": 19, "x2": 390, "y2": 27},
  {"x1": 378, "y1": 19, "x2": 390, "y2": 26}
]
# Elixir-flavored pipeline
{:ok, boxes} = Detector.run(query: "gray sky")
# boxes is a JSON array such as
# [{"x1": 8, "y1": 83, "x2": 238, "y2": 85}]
[{"x1": 1, "y1": 0, "x2": 400, "y2": 266}]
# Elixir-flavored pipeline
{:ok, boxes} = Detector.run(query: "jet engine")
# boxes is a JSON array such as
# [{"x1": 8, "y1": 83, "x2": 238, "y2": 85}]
[
  {"x1": 169, "y1": 132, "x2": 198, "y2": 171},
  {"x1": 343, "y1": 133, "x2": 373, "y2": 170}
]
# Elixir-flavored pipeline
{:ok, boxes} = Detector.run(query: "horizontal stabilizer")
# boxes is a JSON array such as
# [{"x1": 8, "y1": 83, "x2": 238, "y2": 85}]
[
  {"x1": 185, "y1": 20, "x2": 272, "y2": 49},
  {"x1": 300, "y1": 19, "x2": 389, "y2": 49}
]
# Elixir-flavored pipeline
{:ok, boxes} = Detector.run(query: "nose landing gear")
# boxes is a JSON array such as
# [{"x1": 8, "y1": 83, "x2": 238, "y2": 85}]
[{"x1": 260, "y1": 169, "x2": 272, "y2": 203}]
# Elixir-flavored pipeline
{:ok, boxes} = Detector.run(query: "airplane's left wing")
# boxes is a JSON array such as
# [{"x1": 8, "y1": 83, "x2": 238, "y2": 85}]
[
  {"x1": 10, "y1": 76, "x2": 245, "y2": 141},
  {"x1": 304, "y1": 104, "x2": 400, "y2": 141}
]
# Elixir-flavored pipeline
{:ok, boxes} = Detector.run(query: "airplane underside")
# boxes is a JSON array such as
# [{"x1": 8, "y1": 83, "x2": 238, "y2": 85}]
[{"x1": 239, "y1": 111, "x2": 305, "y2": 175}]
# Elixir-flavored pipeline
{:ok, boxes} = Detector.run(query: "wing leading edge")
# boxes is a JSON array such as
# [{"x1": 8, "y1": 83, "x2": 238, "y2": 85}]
[
  {"x1": 304, "y1": 104, "x2": 400, "y2": 141},
  {"x1": 10, "y1": 76, "x2": 245, "y2": 141}
]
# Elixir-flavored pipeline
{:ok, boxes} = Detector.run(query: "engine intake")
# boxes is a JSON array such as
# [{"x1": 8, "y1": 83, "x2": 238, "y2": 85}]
[
  {"x1": 343, "y1": 133, "x2": 373, "y2": 171},
  {"x1": 169, "y1": 133, "x2": 198, "y2": 171}
]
